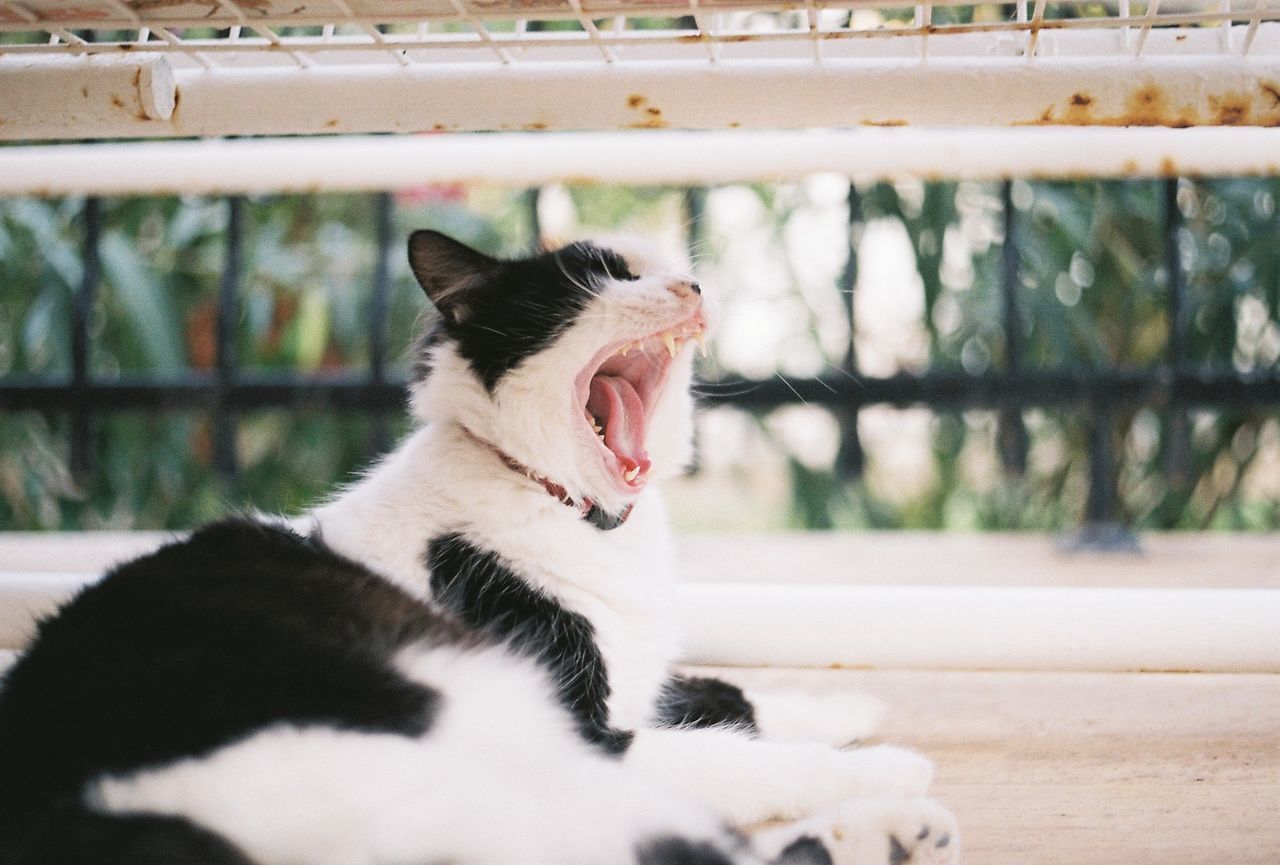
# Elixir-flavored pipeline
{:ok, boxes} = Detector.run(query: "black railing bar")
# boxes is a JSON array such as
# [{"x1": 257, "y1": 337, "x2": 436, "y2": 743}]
[
  {"x1": 368, "y1": 191, "x2": 395, "y2": 455},
  {"x1": 524, "y1": 187, "x2": 542, "y2": 248},
  {"x1": 698, "y1": 370, "x2": 1280, "y2": 410},
  {"x1": 369, "y1": 192, "x2": 394, "y2": 384},
  {"x1": 998, "y1": 179, "x2": 1029, "y2": 475},
  {"x1": 1163, "y1": 177, "x2": 1192, "y2": 488},
  {"x1": 834, "y1": 182, "x2": 864, "y2": 481},
  {"x1": 5, "y1": 369, "x2": 1280, "y2": 413},
  {"x1": 1073, "y1": 400, "x2": 1141, "y2": 551},
  {"x1": 69, "y1": 196, "x2": 100, "y2": 484},
  {"x1": 213, "y1": 195, "x2": 244, "y2": 481},
  {"x1": 1084, "y1": 402, "x2": 1117, "y2": 523},
  {"x1": 1165, "y1": 178, "x2": 1189, "y2": 370}
]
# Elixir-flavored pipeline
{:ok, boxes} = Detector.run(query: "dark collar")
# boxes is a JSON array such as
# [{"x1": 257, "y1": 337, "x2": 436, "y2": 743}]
[{"x1": 461, "y1": 427, "x2": 633, "y2": 531}]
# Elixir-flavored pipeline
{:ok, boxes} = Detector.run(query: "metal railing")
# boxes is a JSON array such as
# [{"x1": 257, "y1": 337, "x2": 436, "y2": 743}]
[{"x1": 2, "y1": 179, "x2": 1279, "y2": 543}]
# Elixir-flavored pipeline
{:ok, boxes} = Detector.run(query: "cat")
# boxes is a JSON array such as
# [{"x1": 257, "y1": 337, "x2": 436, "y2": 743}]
[{"x1": 0, "y1": 231, "x2": 958, "y2": 865}]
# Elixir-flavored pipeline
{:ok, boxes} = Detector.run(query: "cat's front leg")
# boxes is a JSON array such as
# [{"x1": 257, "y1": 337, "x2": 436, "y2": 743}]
[
  {"x1": 655, "y1": 674, "x2": 886, "y2": 747},
  {"x1": 756, "y1": 797, "x2": 959, "y2": 865},
  {"x1": 625, "y1": 727, "x2": 934, "y2": 826}
]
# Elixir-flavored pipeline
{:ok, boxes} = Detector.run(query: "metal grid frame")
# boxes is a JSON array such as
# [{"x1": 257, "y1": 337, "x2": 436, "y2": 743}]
[
  {"x1": 3, "y1": 0, "x2": 1279, "y2": 66},
  {"x1": 2, "y1": 180, "x2": 1279, "y2": 542}
]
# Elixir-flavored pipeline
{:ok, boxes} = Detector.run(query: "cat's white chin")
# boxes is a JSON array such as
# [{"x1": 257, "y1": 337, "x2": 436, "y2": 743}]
[{"x1": 575, "y1": 309, "x2": 706, "y2": 496}]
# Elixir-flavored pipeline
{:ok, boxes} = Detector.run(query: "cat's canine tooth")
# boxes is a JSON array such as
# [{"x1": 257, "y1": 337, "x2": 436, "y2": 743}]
[
  {"x1": 662, "y1": 332, "x2": 678, "y2": 359},
  {"x1": 624, "y1": 466, "x2": 640, "y2": 482},
  {"x1": 693, "y1": 331, "x2": 707, "y2": 357},
  {"x1": 619, "y1": 344, "x2": 631, "y2": 357}
]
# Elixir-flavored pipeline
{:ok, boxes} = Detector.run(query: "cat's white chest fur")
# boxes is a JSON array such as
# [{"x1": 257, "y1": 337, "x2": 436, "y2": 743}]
[{"x1": 311, "y1": 424, "x2": 681, "y2": 731}]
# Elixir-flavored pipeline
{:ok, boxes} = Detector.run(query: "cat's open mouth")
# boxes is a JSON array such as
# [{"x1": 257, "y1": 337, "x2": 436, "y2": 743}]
[{"x1": 576, "y1": 313, "x2": 706, "y2": 492}]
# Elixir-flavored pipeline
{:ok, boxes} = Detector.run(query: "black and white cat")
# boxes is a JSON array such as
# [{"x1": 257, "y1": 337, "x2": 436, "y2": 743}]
[{"x1": 0, "y1": 231, "x2": 958, "y2": 865}]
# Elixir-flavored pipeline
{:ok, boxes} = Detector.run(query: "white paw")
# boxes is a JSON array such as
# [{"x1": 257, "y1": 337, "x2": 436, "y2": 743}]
[
  {"x1": 751, "y1": 690, "x2": 887, "y2": 746},
  {"x1": 756, "y1": 798, "x2": 959, "y2": 865},
  {"x1": 837, "y1": 746, "x2": 934, "y2": 798}
]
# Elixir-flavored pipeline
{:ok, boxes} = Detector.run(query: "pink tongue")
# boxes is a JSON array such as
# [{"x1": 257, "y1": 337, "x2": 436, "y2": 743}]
[{"x1": 587, "y1": 375, "x2": 651, "y2": 477}]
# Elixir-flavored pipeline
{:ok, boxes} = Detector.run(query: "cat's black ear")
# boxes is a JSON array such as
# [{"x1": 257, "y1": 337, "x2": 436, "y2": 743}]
[{"x1": 407, "y1": 230, "x2": 498, "y2": 324}]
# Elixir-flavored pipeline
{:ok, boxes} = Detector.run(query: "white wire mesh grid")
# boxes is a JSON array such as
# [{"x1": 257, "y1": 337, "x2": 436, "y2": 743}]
[{"x1": 1, "y1": 0, "x2": 1278, "y2": 68}]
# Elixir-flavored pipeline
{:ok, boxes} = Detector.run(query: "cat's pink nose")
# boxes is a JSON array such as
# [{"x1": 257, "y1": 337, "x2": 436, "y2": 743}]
[{"x1": 668, "y1": 279, "x2": 701, "y2": 300}]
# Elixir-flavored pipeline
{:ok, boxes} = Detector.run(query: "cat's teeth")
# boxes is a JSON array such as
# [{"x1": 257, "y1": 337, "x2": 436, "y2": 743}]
[
  {"x1": 619, "y1": 344, "x2": 631, "y2": 357},
  {"x1": 624, "y1": 466, "x2": 640, "y2": 482},
  {"x1": 662, "y1": 332, "x2": 678, "y2": 359},
  {"x1": 693, "y1": 331, "x2": 707, "y2": 357}
]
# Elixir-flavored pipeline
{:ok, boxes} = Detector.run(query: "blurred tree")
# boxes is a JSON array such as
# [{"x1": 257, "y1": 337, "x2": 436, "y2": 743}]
[{"x1": 0, "y1": 177, "x2": 1277, "y2": 531}]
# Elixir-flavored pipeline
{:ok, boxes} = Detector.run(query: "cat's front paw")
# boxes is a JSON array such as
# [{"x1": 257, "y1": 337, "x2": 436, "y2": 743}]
[
  {"x1": 759, "y1": 798, "x2": 958, "y2": 865},
  {"x1": 838, "y1": 745, "x2": 934, "y2": 798}
]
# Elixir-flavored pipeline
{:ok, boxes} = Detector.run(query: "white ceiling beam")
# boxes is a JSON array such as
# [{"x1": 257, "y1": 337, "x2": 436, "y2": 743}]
[
  {"x1": 2, "y1": 44, "x2": 1279, "y2": 141},
  {"x1": 1, "y1": 127, "x2": 1279, "y2": 196}
]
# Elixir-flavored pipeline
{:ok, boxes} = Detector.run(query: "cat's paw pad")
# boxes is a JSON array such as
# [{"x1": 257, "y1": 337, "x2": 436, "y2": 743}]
[
  {"x1": 879, "y1": 799, "x2": 957, "y2": 865},
  {"x1": 759, "y1": 798, "x2": 958, "y2": 865},
  {"x1": 839, "y1": 745, "x2": 934, "y2": 798}
]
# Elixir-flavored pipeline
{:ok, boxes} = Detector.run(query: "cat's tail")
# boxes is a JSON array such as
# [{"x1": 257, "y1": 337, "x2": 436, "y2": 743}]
[{"x1": 0, "y1": 807, "x2": 257, "y2": 865}]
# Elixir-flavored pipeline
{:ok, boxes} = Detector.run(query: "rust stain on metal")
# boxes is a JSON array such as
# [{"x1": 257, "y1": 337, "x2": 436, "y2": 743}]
[
  {"x1": 1160, "y1": 157, "x2": 1178, "y2": 175},
  {"x1": 1122, "y1": 83, "x2": 1173, "y2": 126},
  {"x1": 1029, "y1": 82, "x2": 1211, "y2": 127},
  {"x1": 81, "y1": 85, "x2": 89, "y2": 98},
  {"x1": 625, "y1": 93, "x2": 664, "y2": 126},
  {"x1": 131, "y1": 68, "x2": 140, "y2": 88},
  {"x1": 525, "y1": 121, "x2": 548, "y2": 130},
  {"x1": 1120, "y1": 159, "x2": 1140, "y2": 175},
  {"x1": 110, "y1": 94, "x2": 126, "y2": 110},
  {"x1": 324, "y1": 118, "x2": 339, "y2": 129},
  {"x1": 1208, "y1": 93, "x2": 1251, "y2": 126},
  {"x1": 1261, "y1": 81, "x2": 1280, "y2": 107},
  {"x1": 862, "y1": 119, "x2": 908, "y2": 127},
  {"x1": 728, "y1": 122, "x2": 741, "y2": 128}
]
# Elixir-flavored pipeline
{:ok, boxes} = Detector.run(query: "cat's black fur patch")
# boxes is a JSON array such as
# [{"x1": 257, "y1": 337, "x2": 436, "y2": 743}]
[
  {"x1": 635, "y1": 837, "x2": 737, "y2": 865},
  {"x1": 413, "y1": 241, "x2": 638, "y2": 390},
  {"x1": 655, "y1": 676, "x2": 759, "y2": 734},
  {"x1": 426, "y1": 533, "x2": 633, "y2": 755},
  {"x1": 773, "y1": 836, "x2": 835, "y2": 865},
  {"x1": 0, "y1": 811, "x2": 257, "y2": 865},
  {"x1": 0, "y1": 519, "x2": 467, "y2": 818}
]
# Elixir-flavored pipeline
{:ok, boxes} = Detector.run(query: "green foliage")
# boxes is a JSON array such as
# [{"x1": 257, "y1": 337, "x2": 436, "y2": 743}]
[{"x1": 1, "y1": 177, "x2": 1277, "y2": 532}]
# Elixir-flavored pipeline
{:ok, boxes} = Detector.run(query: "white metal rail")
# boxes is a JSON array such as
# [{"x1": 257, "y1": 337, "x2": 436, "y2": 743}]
[
  {"x1": 3, "y1": 532, "x2": 1279, "y2": 672},
  {"x1": 2, "y1": 128, "x2": 1280, "y2": 194},
  {"x1": 1, "y1": 0, "x2": 1279, "y2": 137},
  {"x1": 2, "y1": 0, "x2": 1279, "y2": 63}
]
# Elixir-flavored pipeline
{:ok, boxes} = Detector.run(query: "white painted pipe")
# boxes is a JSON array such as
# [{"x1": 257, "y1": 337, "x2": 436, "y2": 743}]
[
  {"x1": 2, "y1": 571, "x2": 1278, "y2": 672},
  {"x1": 0, "y1": 55, "x2": 176, "y2": 141},
  {"x1": 676, "y1": 584, "x2": 1280, "y2": 673},
  {"x1": 2, "y1": 127, "x2": 1279, "y2": 197},
  {"x1": 2, "y1": 47, "x2": 1279, "y2": 140}
]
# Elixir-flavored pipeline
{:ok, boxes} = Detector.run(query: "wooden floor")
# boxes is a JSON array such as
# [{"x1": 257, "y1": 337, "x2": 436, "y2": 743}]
[{"x1": 717, "y1": 667, "x2": 1280, "y2": 865}]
